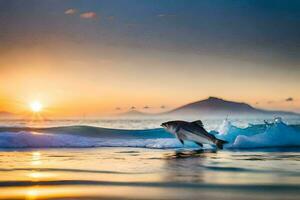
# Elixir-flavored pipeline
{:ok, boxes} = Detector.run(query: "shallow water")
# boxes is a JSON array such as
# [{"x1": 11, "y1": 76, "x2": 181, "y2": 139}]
[
  {"x1": 0, "y1": 148, "x2": 299, "y2": 199},
  {"x1": 0, "y1": 118, "x2": 300, "y2": 199}
]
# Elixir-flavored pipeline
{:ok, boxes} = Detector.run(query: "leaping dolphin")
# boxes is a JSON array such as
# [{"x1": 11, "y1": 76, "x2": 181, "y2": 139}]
[{"x1": 161, "y1": 120, "x2": 228, "y2": 149}]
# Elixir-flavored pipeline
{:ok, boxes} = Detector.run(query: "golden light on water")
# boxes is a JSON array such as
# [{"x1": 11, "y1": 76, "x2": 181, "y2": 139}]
[
  {"x1": 32, "y1": 152, "x2": 41, "y2": 156},
  {"x1": 26, "y1": 189, "x2": 39, "y2": 199},
  {"x1": 31, "y1": 151, "x2": 42, "y2": 166},
  {"x1": 28, "y1": 172, "x2": 55, "y2": 179}
]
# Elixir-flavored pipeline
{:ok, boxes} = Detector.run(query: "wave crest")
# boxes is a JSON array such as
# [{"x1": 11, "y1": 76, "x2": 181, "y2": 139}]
[
  {"x1": 218, "y1": 118, "x2": 300, "y2": 149},
  {"x1": 0, "y1": 118, "x2": 299, "y2": 149}
]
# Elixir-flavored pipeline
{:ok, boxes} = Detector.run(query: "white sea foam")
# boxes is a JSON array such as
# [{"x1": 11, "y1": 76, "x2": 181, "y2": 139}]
[
  {"x1": 232, "y1": 122, "x2": 300, "y2": 148},
  {"x1": 217, "y1": 118, "x2": 300, "y2": 149}
]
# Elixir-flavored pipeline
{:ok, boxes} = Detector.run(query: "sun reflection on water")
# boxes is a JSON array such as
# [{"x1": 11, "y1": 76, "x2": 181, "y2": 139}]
[
  {"x1": 31, "y1": 151, "x2": 42, "y2": 166},
  {"x1": 26, "y1": 188, "x2": 39, "y2": 200},
  {"x1": 28, "y1": 172, "x2": 55, "y2": 180}
]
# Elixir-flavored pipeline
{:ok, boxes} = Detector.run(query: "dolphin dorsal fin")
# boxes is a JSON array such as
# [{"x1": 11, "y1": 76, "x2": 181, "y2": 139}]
[{"x1": 191, "y1": 120, "x2": 203, "y2": 127}]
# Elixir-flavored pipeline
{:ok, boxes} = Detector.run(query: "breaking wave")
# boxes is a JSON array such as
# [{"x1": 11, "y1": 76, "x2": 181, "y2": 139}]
[
  {"x1": 218, "y1": 118, "x2": 300, "y2": 149},
  {"x1": 0, "y1": 118, "x2": 299, "y2": 149}
]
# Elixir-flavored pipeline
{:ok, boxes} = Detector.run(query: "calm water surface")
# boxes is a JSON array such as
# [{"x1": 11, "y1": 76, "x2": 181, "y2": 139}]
[{"x1": 0, "y1": 147, "x2": 299, "y2": 200}]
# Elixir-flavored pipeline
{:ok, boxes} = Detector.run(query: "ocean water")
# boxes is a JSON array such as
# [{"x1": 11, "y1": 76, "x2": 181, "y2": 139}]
[{"x1": 0, "y1": 117, "x2": 299, "y2": 199}]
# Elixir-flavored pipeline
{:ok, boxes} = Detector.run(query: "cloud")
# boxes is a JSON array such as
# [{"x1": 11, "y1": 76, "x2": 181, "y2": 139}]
[
  {"x1": 157, "y1": 14, "x2": 176, "y2": 18},
  {"x1": 64, "y1": 8, "x2": 77, "y2": 15},
  {"x1": 285, "y1": 97, "x2": 294, "y2": 102},
  {"x1": 267, "y1": 101, "x2": 274, "y2": 104},
  {"x1": 80, "y1": 12, "x2": 97, "y2": 19}
]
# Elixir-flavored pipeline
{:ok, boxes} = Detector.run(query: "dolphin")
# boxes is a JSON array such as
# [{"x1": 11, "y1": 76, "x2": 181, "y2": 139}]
[{"x1": 161, "y1": 120, "x2": 228, "y2": 149}]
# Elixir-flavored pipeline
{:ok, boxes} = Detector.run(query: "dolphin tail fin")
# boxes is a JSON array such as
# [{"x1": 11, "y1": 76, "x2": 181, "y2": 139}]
[
  {"x1": 215, "y1": 139, "x2": 228, "y2": 150},
  {"x1": 179, "y1": 139, "x2": 184, "y2": 145}
]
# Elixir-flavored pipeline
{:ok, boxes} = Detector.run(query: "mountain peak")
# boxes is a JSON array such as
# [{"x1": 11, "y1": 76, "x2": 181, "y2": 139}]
[
  {"x1": 169, "y1": 96, "x2": 258, "y2": 115},
  {"x1": 207, "y1": 96, "x2": 224, "y2": 101},
  {"x1": 167, "y1": 96, "x2": 299, "y2": 116}
]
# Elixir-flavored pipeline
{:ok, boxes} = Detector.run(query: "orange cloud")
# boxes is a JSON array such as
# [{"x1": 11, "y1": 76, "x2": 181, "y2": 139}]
[
  {"x1": 64, "y1": 8, "x2": 77, "y2": 15},
  {"x1": 80, "y1": 12, "x2": 97, "y2": 19}
]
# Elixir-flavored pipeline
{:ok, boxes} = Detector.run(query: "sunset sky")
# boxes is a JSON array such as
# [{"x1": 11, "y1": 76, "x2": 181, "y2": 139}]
[{"x1": 0, "y1": 0, "x2": 300, "y2": 116}]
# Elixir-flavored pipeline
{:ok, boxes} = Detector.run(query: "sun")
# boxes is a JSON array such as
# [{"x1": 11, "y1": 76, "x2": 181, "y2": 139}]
[{"x1": 30, "y1": 101, "x2": 43, "y2": 113}]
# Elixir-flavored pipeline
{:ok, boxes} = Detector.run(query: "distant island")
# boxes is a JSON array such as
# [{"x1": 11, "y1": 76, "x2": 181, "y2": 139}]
[
  {"x1": 118, "y1": 97, "x2": 299, "y2": 118},
  {"x1": 0, "y1": 111, "x2": 16, "y2": 119},
  {"x1": 118, "y1": 110, "x2": 153, "y2": 117}
]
